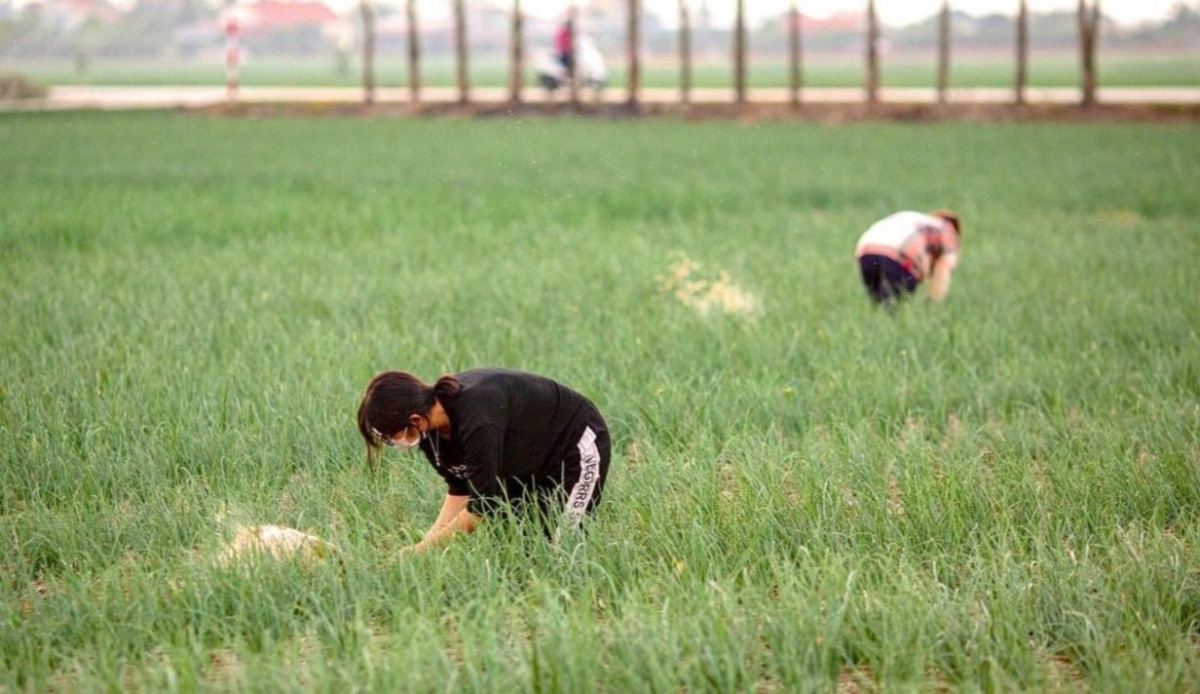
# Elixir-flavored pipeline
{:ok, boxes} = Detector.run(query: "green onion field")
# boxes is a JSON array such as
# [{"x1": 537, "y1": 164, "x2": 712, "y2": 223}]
[{"x1": 1, "y1": 111, "x2": 1198, "y2": 691}]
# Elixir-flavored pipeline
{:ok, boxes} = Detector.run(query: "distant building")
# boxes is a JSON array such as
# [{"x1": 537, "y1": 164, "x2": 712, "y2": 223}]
[
  {"x1": 370, "y1": 2, "x2": 537, "y2": 56},
  {"x1": 21, "y1": 0, "x2": 121, "y2": 34},
  {"x1": 235, "y1": 1, "x2": 339, "y2": 36},
  {"x1": 778, "y1": 11, "x2": 864, "y2": 34},
  {"x1": 229, "y1": 0, "x2": 343, "y2": 54}
]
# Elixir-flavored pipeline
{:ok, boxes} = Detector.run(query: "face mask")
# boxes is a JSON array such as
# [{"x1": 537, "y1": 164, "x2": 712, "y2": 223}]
[
  {"x1": 374, "y1": 425, "x2": 423, "y2": 450},
  {"x1": 392, "y1": 427, "x2": 423, "y2": 450}
]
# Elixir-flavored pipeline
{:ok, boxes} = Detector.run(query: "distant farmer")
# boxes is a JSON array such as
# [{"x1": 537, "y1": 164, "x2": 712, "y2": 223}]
[
  {"x1": 854, "y1": 210, "x2": 962, "y2": 304},
  {"x1": 554, "y1": 19, "x2": 575, "y2": 81},
  {"x1": 356, "y1": 368, "x2": 611, "y2": 553},
  {"x1": 535, "y1": 33, "x2": 608, "y2": 100}
]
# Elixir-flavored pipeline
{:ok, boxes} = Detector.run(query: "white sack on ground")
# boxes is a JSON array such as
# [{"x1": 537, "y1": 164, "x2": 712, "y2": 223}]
[{"x1": 217, "y1": 524, "x2": 336, "y2": 565}]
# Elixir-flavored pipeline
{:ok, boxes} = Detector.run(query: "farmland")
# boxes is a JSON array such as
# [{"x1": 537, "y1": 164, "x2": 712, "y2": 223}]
[{"x1": 1, "y1": 111, "x2": 1198, "y2": 691}]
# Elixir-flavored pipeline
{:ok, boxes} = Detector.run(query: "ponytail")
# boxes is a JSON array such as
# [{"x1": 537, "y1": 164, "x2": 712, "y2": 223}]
[{"x1": 433, "y1": 374, "x2": 462, "y2": 402}]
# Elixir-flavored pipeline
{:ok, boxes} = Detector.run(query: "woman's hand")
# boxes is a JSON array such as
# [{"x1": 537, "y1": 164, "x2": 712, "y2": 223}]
[
  {"x1": 398, "y1": 542, "x2": 426, "y2": 557},
  {"x1": 399, "y1": 503, "x2": 482, "y2": 559}
]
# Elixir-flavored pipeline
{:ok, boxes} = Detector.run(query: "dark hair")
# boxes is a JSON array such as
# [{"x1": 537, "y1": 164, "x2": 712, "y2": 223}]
[
  {"x1": 930, "y1": 209, "x2": 962, "y2": 236},
  {"x1": 356, "y1": 371, "x2": 462, "y2": 471}
]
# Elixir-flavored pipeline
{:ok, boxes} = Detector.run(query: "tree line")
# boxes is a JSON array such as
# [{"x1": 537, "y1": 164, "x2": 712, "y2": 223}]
[{"x1": 355, "y1": 0, "x2": 1116, "y2": 107}]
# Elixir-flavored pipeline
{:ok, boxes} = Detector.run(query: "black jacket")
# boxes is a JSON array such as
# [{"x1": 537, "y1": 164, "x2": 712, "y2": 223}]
[{"x1": 417, "y1": 368, "x2": 605, "y2": 515}]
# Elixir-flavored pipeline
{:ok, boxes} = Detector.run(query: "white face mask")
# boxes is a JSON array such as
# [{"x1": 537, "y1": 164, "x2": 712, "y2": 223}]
[
  {"x1": 374, "y1": 425, "x2": 423, "y2": 450},
  {"x1": 393, "y1": 429, "x2": 422, "y2": 449}
]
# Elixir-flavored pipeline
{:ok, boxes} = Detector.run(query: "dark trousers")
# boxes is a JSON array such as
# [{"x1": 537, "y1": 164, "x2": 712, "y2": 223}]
[
  {"x1": 858, "y1": 254, "x2": 919, "y2": 304},
  {"x1": 497, "y1": 421, "x2": 610, "y2": 538}
]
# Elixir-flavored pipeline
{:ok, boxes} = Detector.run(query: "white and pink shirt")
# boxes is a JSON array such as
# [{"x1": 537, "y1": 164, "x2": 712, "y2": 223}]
[{"x1": 854, "y1": 211, "x2": 960, "y2": 282}]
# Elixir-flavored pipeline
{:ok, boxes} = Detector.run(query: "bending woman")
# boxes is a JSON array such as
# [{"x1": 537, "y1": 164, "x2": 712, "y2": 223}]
[
  {"x1": 356, "y1": 368, "x2": 611, "y2": 553},
  {"x1": 854, "y1": 209, "x2": 962, "y2": 305}
]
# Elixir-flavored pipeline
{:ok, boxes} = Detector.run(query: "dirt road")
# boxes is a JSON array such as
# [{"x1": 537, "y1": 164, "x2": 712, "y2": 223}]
[{"x1": 14, "y1": 84, "x2": 1200, "y2": 112}]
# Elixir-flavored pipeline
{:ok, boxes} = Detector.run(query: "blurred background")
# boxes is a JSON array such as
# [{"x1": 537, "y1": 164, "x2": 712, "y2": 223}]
[{"x1": 1, "y1": 0, "x2": 1196, "y2": 92}]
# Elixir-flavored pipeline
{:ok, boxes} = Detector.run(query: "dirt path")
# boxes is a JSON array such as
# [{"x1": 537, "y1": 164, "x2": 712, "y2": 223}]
[{"x1": 8, "y1": 85, "x2": 1200, "y2": 122}]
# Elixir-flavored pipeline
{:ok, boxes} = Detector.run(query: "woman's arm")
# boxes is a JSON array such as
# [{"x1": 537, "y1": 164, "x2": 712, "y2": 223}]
[
  {"x1": 406, "y1": 426, "x2": 504, "y2": 556},
  {"x1": 402, "y1": 494, "x2": 482, "y2": 555},
  {"x1": 926, "y1": 252, "x2": 958, "y2": 303},
  {"x1": 407, "y1": 504, "x2": 482, "y2": 554},
  {"x1": 424, "y1": 494, "x2": 470, "y2": 541}
]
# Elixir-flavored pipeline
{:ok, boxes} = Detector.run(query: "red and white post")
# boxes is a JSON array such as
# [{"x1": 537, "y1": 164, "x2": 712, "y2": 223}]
[{"x1": 224, "y1": 3, "x2": 240, "y2": 103}]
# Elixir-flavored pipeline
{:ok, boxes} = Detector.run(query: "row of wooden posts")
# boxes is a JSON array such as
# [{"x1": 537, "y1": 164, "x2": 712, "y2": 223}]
[{"x1": 356, "y1": 0, "x2": 1105, "y2": 107}]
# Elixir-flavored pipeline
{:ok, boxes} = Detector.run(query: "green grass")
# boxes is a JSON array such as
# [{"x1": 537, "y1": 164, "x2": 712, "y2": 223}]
[
  {"x1": 8, "y1": 49, "x2": 1200, "y2": 89},
  {"x1": 1, "y1": 111, "x2": 1199, "y2": 691}
]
